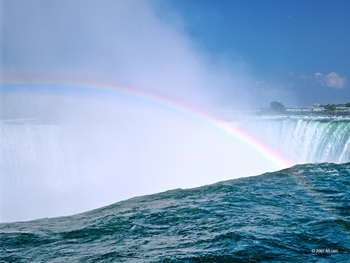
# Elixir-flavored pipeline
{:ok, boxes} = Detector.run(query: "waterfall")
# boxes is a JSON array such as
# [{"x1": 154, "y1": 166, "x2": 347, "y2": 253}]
[
  {"x1": 2, "y1": 113, "x2": 349, "y2": 222},
  {"x1": 239, "y1": 118, "x2": 350, "y2": 164}
]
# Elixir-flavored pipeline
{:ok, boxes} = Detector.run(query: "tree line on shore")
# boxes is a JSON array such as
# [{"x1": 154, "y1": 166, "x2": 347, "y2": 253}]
[
  {"x1": 261, "y1": 101, "x2": 350, "y2": 114},
  {"x1": 320, "y1": 103, "x2": 350, "y2": 108},
  {"x1": 319, "y1": 103, "x2": 350, "y2": 113},
  {"x1": 260, "y1": 101, "x2": 286, "y2": 113}
]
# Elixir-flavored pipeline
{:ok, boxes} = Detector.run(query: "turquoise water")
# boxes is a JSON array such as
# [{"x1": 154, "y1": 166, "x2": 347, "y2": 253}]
[
  {"x1": 1, "y1": 162, "x2": 349, "y2": 262},
  {"x1": 238, "y1": 118, "x2": 350, "y2": 164}
]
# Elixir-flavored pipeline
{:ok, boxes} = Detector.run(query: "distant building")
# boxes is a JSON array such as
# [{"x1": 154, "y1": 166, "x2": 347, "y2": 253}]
[{"x1": 313, "y1": 104, "x2": 320, "y2": 107}]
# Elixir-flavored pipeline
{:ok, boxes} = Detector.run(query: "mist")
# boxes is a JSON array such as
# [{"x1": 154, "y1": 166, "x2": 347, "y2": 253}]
[
  {"x1": 1, "y1": 0, "x2": 259, "y2": 108},
  {"x1": 0, "y1": 87, "x2": 282, "y2": 222},
  {"x1": 1, "y1": 1, "x2": 285, "y2": 222}
]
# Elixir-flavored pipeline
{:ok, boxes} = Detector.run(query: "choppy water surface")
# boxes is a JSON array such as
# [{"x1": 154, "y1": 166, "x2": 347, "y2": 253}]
[{"x1": 1, "y1": 162, "x2": 349, "y2": 262}]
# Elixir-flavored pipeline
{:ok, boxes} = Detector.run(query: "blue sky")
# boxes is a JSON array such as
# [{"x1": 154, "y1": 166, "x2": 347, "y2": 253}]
[
  {"x1": 166, "y1": 0, "x2": 350, "y2": 106},
  {"x1": 1, "y1": 0, "x2": 349, "y2": 108}
]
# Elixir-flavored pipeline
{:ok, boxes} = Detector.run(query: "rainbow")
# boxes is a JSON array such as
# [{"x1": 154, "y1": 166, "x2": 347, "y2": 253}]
[{"x1": 0, "y1": 75, "x2": 292, "y2": 169}]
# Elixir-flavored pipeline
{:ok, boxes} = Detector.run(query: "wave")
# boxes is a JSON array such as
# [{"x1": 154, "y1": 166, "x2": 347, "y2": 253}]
[{"x1": 1, "y1": 162, "x2": 349, "y2": 262}]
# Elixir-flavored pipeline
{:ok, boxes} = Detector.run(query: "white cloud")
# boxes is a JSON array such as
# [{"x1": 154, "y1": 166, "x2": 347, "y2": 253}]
[
  {"x1": 298, "y1": 72, "x2": 347, "y2": 89},
  {"x1": 320, "y1": 72, "x2": 347, "y2": 89}
]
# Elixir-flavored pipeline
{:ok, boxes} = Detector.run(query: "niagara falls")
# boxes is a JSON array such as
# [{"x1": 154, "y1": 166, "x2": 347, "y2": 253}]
[{"x1": 1, "y1": 0, "x2": 350, "y2": 262}]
